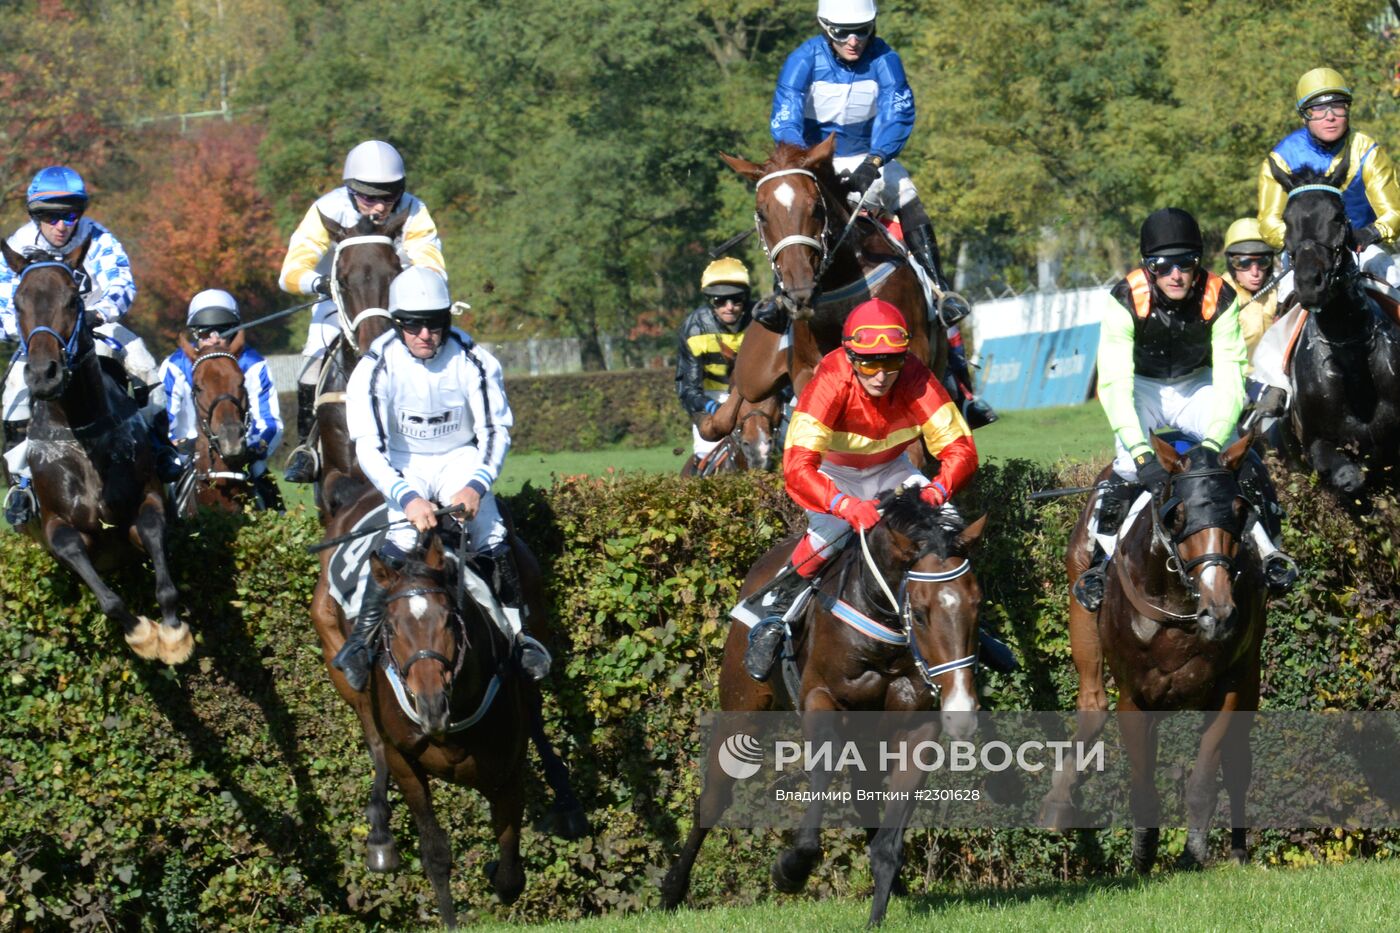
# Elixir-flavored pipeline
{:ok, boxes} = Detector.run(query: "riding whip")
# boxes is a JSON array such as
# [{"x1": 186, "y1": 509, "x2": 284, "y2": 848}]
[
  {"x1": 221, "y1": 297, "x2": 324, "y2": 337},
  {"x1": 306, "y1": 504, "x2": 467, "y2": 554},
  {"x1": 813, "y1": 181, "x2": 880, "y2": 284},
  {"x1": 708, "y1": 228, "x2": 755, "y2": 259},
  {"x1": 1028, "y1": 486, "x2": 1094, "y2": 502}
]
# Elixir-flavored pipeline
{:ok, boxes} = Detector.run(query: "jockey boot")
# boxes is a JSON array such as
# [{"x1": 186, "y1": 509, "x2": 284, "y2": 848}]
[
  {"x1": 2, "y1": 419, "x2": 27, "y2": 464},
  {"x1": 943, "y1": 343, "x2": 998, "y2": 428},
  {"x1": 1072, "y1": 476, "x2": 1136, "y2": 612},
  {"x1": 3, "y1": 476, "x2": 35, "y2": 529},
  {"x1": 333, "y1": 575, "x2": 389, "y2": 692},
  {"x1": 282, "y1": 384, "x2": 320, "y2": 484},
  {"x1": 253, "y1": 472, "x2": 285, "y2": 513},
  {"x1": 1237, "y1": 453, "x2": 1299, "y2": 595},
  {"x1": 898, "y1": 206, "x2": 971, "y2": 327},
  {"x1": 148, "y1": 421, "x2": 186, "y2": 484},
  {"x1": 741, "y1": 564, "x2": 814, "y2": 682},
  {"x1": 491, "y1": 546, "x2": 551, "y2": 682}
]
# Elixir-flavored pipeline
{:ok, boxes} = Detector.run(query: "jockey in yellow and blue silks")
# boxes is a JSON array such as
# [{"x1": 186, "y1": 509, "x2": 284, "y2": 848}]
[
  {"x1": 1258, "y1": 67, "x2": 1400, "y2": 288},
  {"x1": 1072, "y1": 208, "x2": 1297, "y2": 613},
  {"x1": 771, "y1": 0, "x2": 995, "y2": 428}
]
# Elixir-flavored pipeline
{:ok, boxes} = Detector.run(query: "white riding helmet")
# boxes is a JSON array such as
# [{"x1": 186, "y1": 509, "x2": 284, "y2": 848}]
[
  {"x1": 343, "y1": 140, "x2": 406, "y2": 197},
  {"x1": 389, "y1": 267, "x2": 452, "y2": 318},
  {"x1": 186, "y1": 288, "x2": 241, "y2": 330},
  {"x1": 818, "y1": 0, "x2": 876, "y2": 27}
]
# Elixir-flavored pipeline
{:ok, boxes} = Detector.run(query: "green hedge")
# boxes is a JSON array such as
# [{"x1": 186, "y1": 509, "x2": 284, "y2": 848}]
[
  {"x1": 3, "y1": 460, "x2": 1400, "y2": 929},
  {"x1": 504, "y1": 369, "x2": 688, "y2": 454}
]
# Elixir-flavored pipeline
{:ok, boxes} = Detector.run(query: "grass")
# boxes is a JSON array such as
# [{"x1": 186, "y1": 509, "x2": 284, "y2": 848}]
[{"x1": 461, "y1": 857, "x2": 1400, "y2": 932}]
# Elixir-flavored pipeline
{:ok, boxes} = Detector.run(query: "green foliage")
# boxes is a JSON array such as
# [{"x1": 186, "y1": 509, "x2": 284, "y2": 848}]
[
  {"x1": 4, "y1": 461, "x2": 1400, "y2": 928},
  {"x1": 505, "y1": 369, "x2": 688, "y2": 453}
]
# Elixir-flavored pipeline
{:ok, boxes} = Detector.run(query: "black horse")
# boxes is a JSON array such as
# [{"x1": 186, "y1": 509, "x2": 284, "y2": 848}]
[{"x1": 1278, "y1": 169, "x2": 1400, "y2": 498}]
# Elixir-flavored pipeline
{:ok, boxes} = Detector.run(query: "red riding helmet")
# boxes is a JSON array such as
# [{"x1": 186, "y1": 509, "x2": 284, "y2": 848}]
[{"x1": 842, "y1": 299, "x2": 910, "y2": 356}]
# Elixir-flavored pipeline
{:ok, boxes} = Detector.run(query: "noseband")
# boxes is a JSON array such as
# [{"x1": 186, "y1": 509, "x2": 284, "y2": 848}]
[
  {"x1": 16, "y1": 261, "x2": 87, "y2": 370},
  {"x1": 330, "y1": 235, "x2": 396, "y2": 344}
]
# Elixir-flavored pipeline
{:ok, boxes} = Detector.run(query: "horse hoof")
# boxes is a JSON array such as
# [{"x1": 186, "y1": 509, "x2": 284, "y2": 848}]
[
  {"x1": 1229, "y1": 848, "x2": 1249, "y2": 866},
  {"x1": 537, "y1": 805, "x2": 591, "y2": 841},
  {"x1": 366, "y1": 842, "x2": 400, "y2": 873},
  {"x1": 124, "y1": 616, "x2": 162, "y2": 660},
  {"x1": 157, "y1": 621, "x2": 194, "y2": 666},
  {"x1": 1037, "y1": 800, "x2": 1080, "y2": 832},
  {"x1": 485, "y1": 859, "x2": 525, "y2": 905},
  {"x1": 771, "y1": 849, "x2": 816, "y2": 894},
  {"x1": 1132, "y1": 828, "x2": 1160, "y2": 875}
]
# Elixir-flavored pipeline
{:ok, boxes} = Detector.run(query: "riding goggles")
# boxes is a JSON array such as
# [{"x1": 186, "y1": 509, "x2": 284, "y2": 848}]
[
  {"x1": 843, "y1": 323, "x2": 910, "y2": 353},
  {"x1": 31, "y1": 209, "x2": 83, "y2": 225},
  {"x1": 823, "y1": 21, "x2": 875, "y2": 42},
  {"x1": 1144, "y1": 253, "x2": 1201, "y2": 276},
  {"x1": 848, "y1": 351, "x2": 906, "y2": 376},
  {"x1": 190, "y1": 326, "x2": 226, "y2": 340},
  {"x1": 1228, "y1": 255, "x2": 1273, "y2": 272},
  {"x1": 709, "y1": 293, "x2": 745, "y2": 308},
  {"x1": 1302, "y1": 101, "x2": 1350, "y2": 120},
  {"x1": 394, "y1": 318, "x2": 447, "y2": 335}
]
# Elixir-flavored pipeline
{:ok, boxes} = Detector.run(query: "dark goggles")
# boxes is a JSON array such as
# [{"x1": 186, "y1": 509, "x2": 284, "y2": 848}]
[
  {"x1": 1228, "y1": 255, "x2": 1273, "y2": 272},
  {"x1": 394, "y1": 316, "x2": 448, "y2": 334},
  {"x1": 847, "y1": 351, "x2": 906, "y2": 376},
  {"x1": 32, "y1": 209, "x2": 83, "y2": 225},
  {"x1": 824, "y1": 21, "x2": 874, "y2": 42},
  {"x1": 709, "y1": 293, "x2": 746, "y2": 308},
  {"x1": 1144, "y1": 253, "x2": 1201, "y2": 276},
  {"x1": 190, "y1": 326, "x2": 227, "y2": 340}
]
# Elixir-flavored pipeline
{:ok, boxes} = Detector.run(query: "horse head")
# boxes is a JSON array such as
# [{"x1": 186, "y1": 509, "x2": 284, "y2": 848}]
[
  {"x1": 370, "y1": 531, "x2": 469, "y2": 738},
  {"x1": 735, "y1": 396, "x2": 783, "y2": 471},
  {"x1": 182, "y1": 331, "x2": 251, "y2": 469},
  {"x1": 1147, "y1": 431, "x2": 1255, "y2": 642},
  {"x1": 873, "y1": 488, "x2": 988, "y2": 737},
  {"x1": 2, "y1": 236, "x2": 93, "y2": 400},
  {"x1": 1280, "y1": 167, "x2": 1356, "y2": 311},
  {"x1": 319, "y1": 211, "x2": 405, "y2": 354},
  {"x1": 721, "y1": 135, "x2": 841, "y2": 316}
]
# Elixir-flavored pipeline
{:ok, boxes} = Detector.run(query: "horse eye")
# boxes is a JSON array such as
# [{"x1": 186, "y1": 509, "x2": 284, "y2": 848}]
[{"x1": 756, "y1": 210, "x2": 766, "y2": 224}]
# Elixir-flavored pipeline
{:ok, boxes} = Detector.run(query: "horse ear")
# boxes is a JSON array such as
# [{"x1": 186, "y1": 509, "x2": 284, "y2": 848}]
[
  {"x1": 1151, "y1": 434, "x2": 1184, "y2": 473},
  {"x1": 1, "y1": 240, "x2": 28, "y2": 275},
  {"x1": 369, "y1": 551, "x2": 395, "y2": 589},
  {"x1": 720, "y1": 151, "x2": 765, "y2": 183},
  {"x1": 320, "y1": 209, "x2": 348, "y2": 242},
  {"x1": 1220, "y1": 430, "x2": 1255, "y2": 472},
  {"x1": 801, "y1": 133, "x2": 838, "y2": 169},
  {"x1": 379, "y1": 209, "x2": 408, "y2": 241},
  {"x1": 227, "y1": 329, "x2": 246, "y2": 355},
  {"x1": 424, "y1": 533, "x2": 446, "y2": 569},
  {"x1": 956, "y1": 514, "x2": 989, "y2": 552},
  {"x1": 67, "y1": 233, "x2": 92, "y2": 270},
  {"x1": 178, "y1": 330, "x2": 197, "y2": 360}
]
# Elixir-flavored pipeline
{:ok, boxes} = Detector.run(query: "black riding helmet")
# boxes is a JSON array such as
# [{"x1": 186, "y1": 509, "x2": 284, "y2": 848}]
[{"x1": 1140, "y1": 207, "x2": 1203, "y2": 258}]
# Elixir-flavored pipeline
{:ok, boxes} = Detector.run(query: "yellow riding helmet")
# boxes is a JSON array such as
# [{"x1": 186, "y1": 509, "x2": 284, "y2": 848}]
[
  {"x1": 1295, "y1": 67, "x2": 1352, "y2": 111},
  {"x1": 701, "y1": 256, "x2": 751, "y2": 296},
  {"x1": 1223, "y1": 218, "x2": 1271, "y2": 256}
]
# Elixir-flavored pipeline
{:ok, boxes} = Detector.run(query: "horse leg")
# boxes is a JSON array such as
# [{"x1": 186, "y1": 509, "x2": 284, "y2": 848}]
[
  {"x1": 732, "y1": 323, "x2": 784, "y2": 404},
  {"x1": 46, "y1": 519, "x2": 157, "y2": 659},
  {"x1": 1221, "y1": 710, "x2": 1254, "y2": 866},
  {"x1": 131, "y1": 492, "x2": 190, "y2": 665},
  {"x1": 1307, "y1": 438, "x2": 1365, "y2": 495},
  {"x1": 1120, "y1": 702, "x2": 1161, "y2": 875},
  {"x1": 363, "y1": 730, "x2": 400, "y2": 872},
  {"x1": 659, "y1": 721, "x2": 748, "y2": 909},
  {"x1": 526, "y1": 686, "x2": 589, "y2": 840},
  {"x1": 866, "y1": 720, "x2": 937, "y2": 925},
  {"x1": 391, "y1": 758, "x2": 457, "y2": 926},
  {"x1": 772, "y1": 688, "x2": 841, "y2": 893},
  {"x1": 484, "y1": 781, "x2": 527, "y2": 906},
  {"x1": 1177, "y1": 706, "x2": 1237, "y2": 871}
]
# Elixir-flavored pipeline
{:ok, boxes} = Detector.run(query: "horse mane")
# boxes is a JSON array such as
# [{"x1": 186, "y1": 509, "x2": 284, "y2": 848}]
[
  {"x1": 879, "y1": 486, "x2": 967, "y2": 558},
  {"x1": 346, "y1": 214, "x2": 384, "y2": 237}
]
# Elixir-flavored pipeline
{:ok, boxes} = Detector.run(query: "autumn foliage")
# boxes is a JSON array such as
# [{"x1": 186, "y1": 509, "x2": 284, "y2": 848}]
[{"x1": 124, "y1": 123, "x2": 286, "y2": 346}]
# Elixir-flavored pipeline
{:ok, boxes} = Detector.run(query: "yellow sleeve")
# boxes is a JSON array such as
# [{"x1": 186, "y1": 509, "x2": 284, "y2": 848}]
[
  {"x1": 402, "y1": 204, "x2": 447, "y2": 278},
  {"x1": 1095, "y1": 296, "x2": 1149, "y2": 459},
  {"x1": 278, "y1": 205, "x2": 332, "y2": 295},
  {"x1": 1238, "y1": 295, "x2": 1269, "y2": 359},
  {"x1": 1257, "y1": 155, "x2": 1289, "y2": 250},
  {"x1": 1360, "y1": 135, "x2": 1400, "y2": 243},
  {"x1": 1205, "y1": 301, "x2": 1247, "y2": 448}
]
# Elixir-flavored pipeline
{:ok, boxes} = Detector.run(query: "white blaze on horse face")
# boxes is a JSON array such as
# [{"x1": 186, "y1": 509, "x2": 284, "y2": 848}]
[
  {"x1": 938, "y1": 589, "x2": 960, "y2": 613},
  {"x1": 409, "y1": 594, "x2": 429, "y2": 620},
  {"x1": 1200, "y1": 564, "x2": 1228, "y2": 595},
  {"x1": 941, "y1": 672, "x2": 976, "y2": 713},
  {"x1": 773, "y1": 181, "x2": 796, "y2": 210}
]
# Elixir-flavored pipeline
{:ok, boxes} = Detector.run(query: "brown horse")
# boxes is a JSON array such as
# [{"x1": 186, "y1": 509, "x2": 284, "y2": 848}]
[
  {"x1": 2, "y1": 240, "x2": 188, "y2": 664},
  {"x1": 682, "y1": 390, "x2": 785, "y2": 476},
  {"x1": 175, "y1": 331, "x2": 254, "y2": 515},
  {"x1": 661, "y1": 489, "x2": 988, "y2": 926},
  {"x1": 308, "y1": 212, "x2": 402, "y2": 518},
  {"x1": 720, "y1": 137, "x2": 946, "y2": 403},
  {"x1": 1041, "y1": 433, "x2": 1266, "y2": 873}
]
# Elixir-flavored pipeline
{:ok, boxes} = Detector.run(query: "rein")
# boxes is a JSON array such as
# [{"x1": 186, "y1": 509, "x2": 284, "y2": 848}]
[
  {"x1": 16, "y1": 261, "x2": 87, "y2": 369},
  {"x1": 330, "y1": 235, "x2": 395, "y2": 343},
  {"x1": 191, "y1": 352, "x2": 251, "y2": 466}
]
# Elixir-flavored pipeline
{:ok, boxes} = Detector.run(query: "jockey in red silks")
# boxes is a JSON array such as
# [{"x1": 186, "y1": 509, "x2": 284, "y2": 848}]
[{"x1": 733, "y1": 297, "x2": 978, "y2": 682}]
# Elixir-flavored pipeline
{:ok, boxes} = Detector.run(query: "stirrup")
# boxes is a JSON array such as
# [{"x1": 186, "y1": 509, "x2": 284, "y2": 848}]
[
  {"x1": 515, "y1": 633, "x2": 552, "y2": 682},
  {"x1": 3, "y1": 482, "x2": 35, "y2": 528},
  {"x1": 1263, "y1": 552, "x2": 1299, "y2": 594},
  {"x1": 1073, "y1": 564, "x2": 1107, "y2": 612},
  {"x1": 743, "y1": 618, "x2": 786, "y2": 682},
  {"x1": 283, "y1": 446, "x2": 319, "y2": 484}
]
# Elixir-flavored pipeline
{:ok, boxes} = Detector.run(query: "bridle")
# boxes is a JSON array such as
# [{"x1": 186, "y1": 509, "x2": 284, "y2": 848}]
[
  {"x1": 16, "y1": 261, "x2": 88, "y2": 373},
  {"x1": 330, "y1": 235, "x2": 396, "y2": 349},
  {"x1": 753, "y1": 168, "x2": 834, "y2": 296},
  {"x1": 1286, "y1": 184, "x2": 1355, "y2": 302},
  {"x1": 191, "y1": 352, "x2": 251, "y2": 469}
]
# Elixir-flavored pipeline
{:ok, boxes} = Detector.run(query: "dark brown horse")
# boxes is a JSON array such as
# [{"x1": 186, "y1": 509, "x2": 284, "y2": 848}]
[
  {"x1": 2, "y1": 240, "x2": 188, "y2": 664},
  {"x1": 720, "y1": 137, "x2": 946, "y2": 403},
  {"x1": 311, "y1": 488, "x2": 586, "y2": 924},
  {"x1": 682, "y1": 390, "x2": 785, "y2": 476},
  {"x1": 1042, "y1": 433, "x2": 1265, "y2": 872},
  {"x1": 661, "y1": 489, "x2": 987, "y2": 926},
  {"x1": 308, "y1": 212, "x2": 402, "y2": 517},
  {"x1": 176, "y1": 331, "x2": 254, "y2": 515}
]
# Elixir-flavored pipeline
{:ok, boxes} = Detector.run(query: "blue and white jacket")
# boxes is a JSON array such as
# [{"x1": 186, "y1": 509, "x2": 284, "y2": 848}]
[
  {"x1": 770, "y1": 36, "x2": 916, "y2": 161},
  {"x1": 0, "y1": 218, "x2": 136, "y2": 340},
  {"x1": 159, "y1": 348, "x2": 283, "y2": 463}
]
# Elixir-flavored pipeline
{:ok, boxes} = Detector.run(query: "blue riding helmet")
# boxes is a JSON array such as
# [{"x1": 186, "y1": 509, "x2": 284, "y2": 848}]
[{"x1": 27, "y1": 166, "x2": 89, "y2": 212}]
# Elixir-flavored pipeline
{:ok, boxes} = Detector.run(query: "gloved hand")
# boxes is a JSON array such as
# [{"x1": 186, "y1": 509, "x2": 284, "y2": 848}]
[
  {"x1": 312, "y1": 275, "x2": 332, "y2": 298},
  {"x1": 1134, "y1": 452, "x2": 1171, "y2": 496},
  {"x1": 1355, "y1": 224, "x2": 1382, "y2": 251},
  {"x1": 835, "y1": 495, "x2": 882, "y2": 531},
  {"x1": 920, "y1": 482, "x2": 948, "y2": 508},
  {"x1": 846, "y1": 157, "x2": 882, "y2": 198}
]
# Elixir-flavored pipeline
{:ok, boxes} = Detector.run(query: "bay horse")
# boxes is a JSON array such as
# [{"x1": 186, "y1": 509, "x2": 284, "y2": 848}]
[
  {"x1": 176, "y1": 330, "x2": 255, "y2": 515},
  {"x1": 682, "y1": 390, "x2": 784, "y2": 476},
  {"x1": 1042, "y1": 433, "x2": 1265, "y2": 873},
  {"x1": 1, "y1": 240, "x2": 188, "y2": 664},
  {"x1": 308, "y1": 212, "x2": 403, "y2": 518},
  {"x1": 311, "y1": 488, "x2": 587, "y2": 924},
  {"x1": 1277, "y1": 171, "x2": 1400, "y2": 498},
  {"x1": 661, "y1": 488, "x2": 988, "y2": 926},
  {"x1": 720, "y1": 136, "x2": 947, "y2": 404}
]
